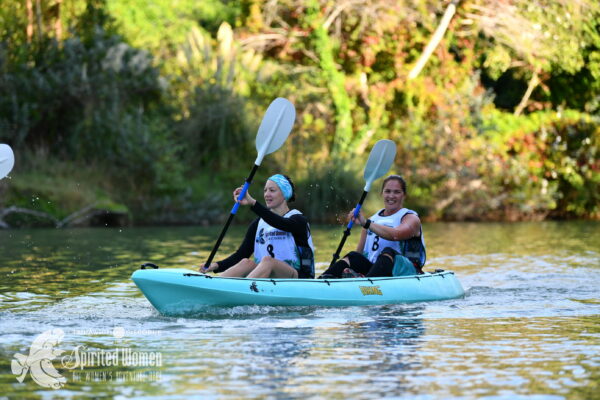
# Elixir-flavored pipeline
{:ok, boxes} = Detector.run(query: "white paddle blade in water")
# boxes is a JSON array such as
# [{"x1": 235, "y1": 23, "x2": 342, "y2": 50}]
[
  {"x1": 363, "y1": 139, "x2": 396, "y2": 191},
  {"x1": 0, "y1": 144, "x2": 15, "y2": 180},
  {"x1": 255, "y1": 98, "x2": 296, "y2": 164}
]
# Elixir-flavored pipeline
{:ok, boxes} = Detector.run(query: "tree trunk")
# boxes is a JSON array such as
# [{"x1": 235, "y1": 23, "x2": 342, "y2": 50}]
[
  {"x1": 408, "y1": 0, "x2": 460, "y2": 80},
  {"x1": 26, "y1": 0, "x2": 34, "y2": 42},
  {"x1": 54, "y1": 0, "x2": 63, "y2": 40},
  {"x1": 35, "y1": 0, "x2": 43, "y2": 41}
]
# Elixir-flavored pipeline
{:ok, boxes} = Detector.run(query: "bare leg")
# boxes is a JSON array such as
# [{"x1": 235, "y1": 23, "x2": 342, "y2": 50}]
[
  {"x1": 220, "y1": 258, "x2": 257, "y2": 277},
  {"x1": 246, "y1": 256, "x2": 298, "y2": 279}
]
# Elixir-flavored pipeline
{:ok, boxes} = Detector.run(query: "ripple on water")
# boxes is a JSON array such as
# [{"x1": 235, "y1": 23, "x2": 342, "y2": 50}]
[{"x1": 1, "y1": 224, "x2": 599, "y2": 399}]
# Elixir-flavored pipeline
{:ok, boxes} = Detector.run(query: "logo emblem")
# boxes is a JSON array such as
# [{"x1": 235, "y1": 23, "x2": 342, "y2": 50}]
[
  {"x1": 359, "y1": 286, "x2": 383, "y2": 296},
  {"x1": 256, "y1": 228, "x2": 265, "y2": 244},
  {"x1": 11, "y1": 328, "x2": 67, "y2": 389}
]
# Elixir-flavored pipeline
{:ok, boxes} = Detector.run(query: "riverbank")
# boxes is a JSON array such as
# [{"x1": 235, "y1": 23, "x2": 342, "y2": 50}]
[{"x1": 1, "y1": 154, "x2": 599, "y2": 229}]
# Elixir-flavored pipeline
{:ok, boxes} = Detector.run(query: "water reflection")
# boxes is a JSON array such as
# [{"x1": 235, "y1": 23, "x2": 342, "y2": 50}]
[
  {"x1": 230, "y1": 327, "x2": 315, "y2": 397},
  {"x1": 337, "y1": 306, "x2": 426, "y2": 396},
  {"x1": 343, "y1": 305, "x2": 426, "y2": 347}
]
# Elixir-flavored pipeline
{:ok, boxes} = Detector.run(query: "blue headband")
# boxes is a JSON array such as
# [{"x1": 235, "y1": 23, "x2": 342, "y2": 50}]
[{"x1": 268, "y1": 174, "x2": 293, "y2": 201}]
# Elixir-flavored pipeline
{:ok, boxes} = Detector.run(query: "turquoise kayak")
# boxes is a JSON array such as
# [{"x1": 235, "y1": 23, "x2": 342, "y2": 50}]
[{"x1": 132, "y1": 268, "x2": 465, "y2": 315}]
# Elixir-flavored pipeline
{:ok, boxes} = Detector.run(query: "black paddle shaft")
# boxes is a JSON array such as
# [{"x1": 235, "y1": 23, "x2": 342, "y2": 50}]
[
  {"x1": 203, "y1": 164, "x2": 260, "y2": 268},
  {"x1": 329, "y1": 190, "x2": 368, "y2": 268}
]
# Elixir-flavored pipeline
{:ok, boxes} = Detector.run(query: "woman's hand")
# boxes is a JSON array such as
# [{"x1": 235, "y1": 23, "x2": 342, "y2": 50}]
[
  {"x1": 347, "y1": 208, "x2": 366, "y2": 227},
  {"x1": 200, "y1": 262, "x2": 218, "y2": 273},
  {"x1": 233, "y1": 186, "x2": 256, "y2": 206}
]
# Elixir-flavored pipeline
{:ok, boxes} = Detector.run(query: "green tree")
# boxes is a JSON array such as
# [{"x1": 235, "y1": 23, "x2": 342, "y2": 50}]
[
  {"x1": 472, "y1": 0, "x2": 600, "y2": 114},
  {"x1": 0, "y1": 1, "x2": 180, "y2": 195}
]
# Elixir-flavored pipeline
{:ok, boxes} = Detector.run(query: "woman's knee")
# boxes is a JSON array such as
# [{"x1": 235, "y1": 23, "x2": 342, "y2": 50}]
[
  {"x1": 240, "y1": 258, "x2": 255, "y2": 266},
  {"x1": 259, "y1": 255, "x2": 275, "y2": 263},
  {"x1": 256, "y1": 256, "x2": 276, "y2": 271},
  {"x1": 377, "y1": 253, "x2": 394, "y2": 262},
  {"x1": 378, "y1": 247, "x2": 398, "y2": 261},
  {"x1": 221, "y1": 258, "x2": 256, "y2": 277},
  {"x1": 233, "y1": 258, "x2": 256, "y2": 271},
  {"x1": 344, "y1": 251, "x2": 363, "y2": 266}
]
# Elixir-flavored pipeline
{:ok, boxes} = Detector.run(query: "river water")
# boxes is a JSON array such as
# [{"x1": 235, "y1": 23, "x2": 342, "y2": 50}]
[{"x1": 0, "y1": 222, "x2": 598, "y2": 399}]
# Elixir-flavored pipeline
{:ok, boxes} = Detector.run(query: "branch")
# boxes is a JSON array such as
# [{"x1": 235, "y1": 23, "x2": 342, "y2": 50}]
[
  {"x1": 354, "y1": 128, "x2": 376, "y2": 155},
  {"x1": 513, "y1": 69, "x2": 540, "y2": 116},
  {"x1": 0, "y1": 204, "x2": 110, "y2": 228},
  {"x1": 56, "y1": 203, "x2": 98, "y2": 228},
  {"x1": 408, "y1": 0, "x2": 461, "y2": 80},
  {"x1": 323, "y1": 0, "x2": 358, "y2": 30},
  {"x1": 239, "y1": 32, "x2": 289, "y2": 49},
  {"x1": 0, "y1": 206, "x2": 58, "y2": 228}
]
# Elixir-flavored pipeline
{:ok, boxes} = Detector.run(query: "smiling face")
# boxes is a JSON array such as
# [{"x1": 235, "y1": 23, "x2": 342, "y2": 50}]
[
  {"x1": 381, "y1": 179, "x2": 405, "y2": 214},
  {"x1": 264, "y1": 180, "x2": 286, "y2": 209}
]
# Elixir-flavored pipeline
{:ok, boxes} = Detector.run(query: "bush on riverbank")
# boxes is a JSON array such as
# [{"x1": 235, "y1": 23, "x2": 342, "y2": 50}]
[{"x1": 1, "y1": 0, "x2": 599, "y2": 227}]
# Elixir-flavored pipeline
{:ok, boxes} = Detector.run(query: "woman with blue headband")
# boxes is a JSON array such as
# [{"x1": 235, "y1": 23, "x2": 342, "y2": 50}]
[{"x1": 201, "y1": 174, "x2": 315, "y2": 279}]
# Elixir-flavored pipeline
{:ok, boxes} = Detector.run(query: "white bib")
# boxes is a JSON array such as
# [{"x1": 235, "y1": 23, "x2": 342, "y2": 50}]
[
  {"x1": 253, "y1": 209, "x2": 314, "y2": 271},
  {"x1": 363, "y1": 208, "x2": 426, "y2": 266}
]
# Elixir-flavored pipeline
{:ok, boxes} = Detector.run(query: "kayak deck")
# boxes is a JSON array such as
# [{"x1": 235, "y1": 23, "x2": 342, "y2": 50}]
[{"x1": 132, "y1": 268, "x2": 465, "y2": 314}]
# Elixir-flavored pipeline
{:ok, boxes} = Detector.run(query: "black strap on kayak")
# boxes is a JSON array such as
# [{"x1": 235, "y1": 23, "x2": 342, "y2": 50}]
[
  {"x1": 183, "y1": 273, "x2": 213, "y2": 278},
  {"x1": 141, "y1": 263, "x2": 159, "y2": 269}
]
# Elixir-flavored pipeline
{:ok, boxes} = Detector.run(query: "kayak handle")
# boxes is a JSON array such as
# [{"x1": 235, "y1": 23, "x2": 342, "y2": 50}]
[{"x1": 141, "y1": 263, "x2": 159, "y2": 269}]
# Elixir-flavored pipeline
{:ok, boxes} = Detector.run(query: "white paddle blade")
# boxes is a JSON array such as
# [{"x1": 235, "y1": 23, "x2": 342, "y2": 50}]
[
  {"x1": 363, "y1": 139, "x2": 396, "y2": 191},
  {"x1": 255, "y1": 98, "x2": 296, "y2": 164},
  {"x1": 0, "y1": 144, "x2": 15, "y2": 180}
]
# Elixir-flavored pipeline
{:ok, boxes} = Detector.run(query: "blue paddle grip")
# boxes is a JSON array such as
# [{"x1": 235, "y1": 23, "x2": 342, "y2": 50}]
[
  {"x1": 231, "y1": 181, "x2": 251, "y2": 214},
  {"x1": 346, "y1": 203, "x2": 363, "y2": 229}
]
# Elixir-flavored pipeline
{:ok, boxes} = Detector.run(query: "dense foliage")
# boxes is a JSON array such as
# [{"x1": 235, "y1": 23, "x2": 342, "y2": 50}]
[{"x1": 1, "y1": 0, "x2": 598, "y2": 225}]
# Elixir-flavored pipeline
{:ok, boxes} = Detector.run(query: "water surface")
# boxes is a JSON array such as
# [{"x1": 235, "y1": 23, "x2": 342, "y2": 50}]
[{"x1": 1, "y1": 222, "x2": 599, "y2": 399}]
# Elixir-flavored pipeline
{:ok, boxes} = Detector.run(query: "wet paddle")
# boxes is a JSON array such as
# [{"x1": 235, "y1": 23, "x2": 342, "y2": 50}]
[
  {"x1": 0, "y1": 144, "x2": 15, "y2": 180},
  {"x1": 328, "y1": 139, "x2": 396, "y2": 268},
  {"x1": 203, "y1": 98, "x2": 296, "y2": 269}
]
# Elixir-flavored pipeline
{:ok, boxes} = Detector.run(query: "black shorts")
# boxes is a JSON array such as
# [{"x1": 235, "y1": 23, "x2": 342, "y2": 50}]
[{"x1": 345, "y1": 251, "x2": 374, "y2": 275}]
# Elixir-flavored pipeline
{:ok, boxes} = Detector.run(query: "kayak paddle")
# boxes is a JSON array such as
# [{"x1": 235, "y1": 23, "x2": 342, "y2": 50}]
[
  {"x1": 328, "y1": 139, "x2": 396, "y2": 268},
  {"x1": 203, "y1": 98, "x2": 296, "y2": 269},
  {"x1": 0, "y1": 144, "x2": 15, "y2": 180}
]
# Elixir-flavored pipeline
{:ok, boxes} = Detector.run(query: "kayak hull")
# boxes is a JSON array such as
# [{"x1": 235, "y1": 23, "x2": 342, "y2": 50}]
[{"x1": 132, "y1": 268, "x2": 464, "y2": 315}]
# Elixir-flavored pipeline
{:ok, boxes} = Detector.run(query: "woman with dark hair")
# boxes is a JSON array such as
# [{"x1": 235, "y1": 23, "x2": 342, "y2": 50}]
[
  {"x1": 201, "y1": 174, "x2": 315, "y2": 279},
  {"x1": 319, "y1": 175, "x2": 426, "y2": 278}
]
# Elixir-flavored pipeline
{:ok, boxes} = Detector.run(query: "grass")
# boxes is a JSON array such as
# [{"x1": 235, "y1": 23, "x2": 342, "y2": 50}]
[{"x1": 1, "y1": 149, "x2": 121, "y2": 221}]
